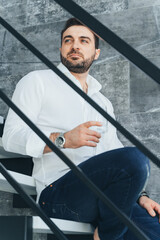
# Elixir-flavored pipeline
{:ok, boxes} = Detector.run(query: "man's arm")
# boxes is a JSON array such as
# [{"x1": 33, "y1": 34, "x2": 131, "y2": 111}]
[
  {"x1": 2, "y1": 71, "x2": 51, "y2": 158},
  {"x1": 3, "y1": 72, "x2": 103, "y2": 157},
  {"x1": 43, "y1": 121, "x2": 102, "y2": 154}
]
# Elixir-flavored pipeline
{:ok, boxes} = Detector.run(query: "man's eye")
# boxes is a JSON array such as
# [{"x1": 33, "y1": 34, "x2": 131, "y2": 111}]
[
  {"x1": 64, "y1": 39, "x2": 71, "y2": 43},
  {"x1": 81, "y1": 39, "x2": 88, "y2": 43}
]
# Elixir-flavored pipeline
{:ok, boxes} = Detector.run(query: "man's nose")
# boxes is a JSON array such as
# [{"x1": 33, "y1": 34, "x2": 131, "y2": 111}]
[{"x1": 72, "y1": 40, "x2": 80, "y2": 50}]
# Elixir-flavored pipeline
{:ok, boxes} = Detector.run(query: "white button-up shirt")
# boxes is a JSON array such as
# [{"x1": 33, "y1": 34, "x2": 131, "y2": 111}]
[{"x1": 2, "y1": 63, "x2": 123, "y2": 199}]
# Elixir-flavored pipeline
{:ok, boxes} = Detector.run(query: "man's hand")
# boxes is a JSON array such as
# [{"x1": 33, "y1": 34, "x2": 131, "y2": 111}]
[
  {"x1": 64, "y1": 121, "x2": 102, "y2": 148},
  {"x1": 43, "y1": 121, "x2": 102, "y2": 154},
  {"x1": 139, "y1": 196, "x2": 160, "y2": 222}
]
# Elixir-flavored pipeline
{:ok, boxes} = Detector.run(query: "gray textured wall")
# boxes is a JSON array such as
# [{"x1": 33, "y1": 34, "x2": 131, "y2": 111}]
[{"x1": 0, "y1": 0, "x2": 160, "y2": 239}]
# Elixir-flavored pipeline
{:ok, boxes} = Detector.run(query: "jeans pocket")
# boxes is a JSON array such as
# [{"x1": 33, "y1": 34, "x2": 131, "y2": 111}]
[{"x1": 52, "y1": 203, "x2": 80, "y2": 222}]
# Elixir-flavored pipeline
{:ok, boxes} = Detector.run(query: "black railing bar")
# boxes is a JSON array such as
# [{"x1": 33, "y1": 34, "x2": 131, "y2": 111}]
[
  {"x1": 55, "y1": 0, "x2": 160, "y2": 85},
  {"x1": 0, "y1": 89, "x2": 150, "y2": 240},
  {"x1": 0, "y1": 16, "x2": 159, "y2": 169},
  {"x1": 0, "y1": 162, "x2": 69, "y2": 240}
]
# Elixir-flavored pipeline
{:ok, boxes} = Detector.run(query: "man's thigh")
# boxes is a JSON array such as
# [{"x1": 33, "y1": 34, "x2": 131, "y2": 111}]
[
  {"x1": 124, "y1": 203, "x2": 160, "y2": 240},
  {"x1": 39, "y1": 149, "x2": 111, "y2": 221},
  {"x1": 39, "y1": 147, "x2": 148, "y2": 223}
]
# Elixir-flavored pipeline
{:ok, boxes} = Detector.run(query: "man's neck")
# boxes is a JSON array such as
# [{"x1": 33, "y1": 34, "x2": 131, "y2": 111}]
[
  {"x1": 70, "y1": 71, "x2": 89, "y2": 93},
  {"x1": 70, "y1": 70, "x2": 89, "y2": 86}
]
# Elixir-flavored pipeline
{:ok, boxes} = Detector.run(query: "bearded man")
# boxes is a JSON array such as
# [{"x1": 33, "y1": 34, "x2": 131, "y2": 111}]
[{"x1": 2, "y1": 18, "x2": 160, "y2": 240}]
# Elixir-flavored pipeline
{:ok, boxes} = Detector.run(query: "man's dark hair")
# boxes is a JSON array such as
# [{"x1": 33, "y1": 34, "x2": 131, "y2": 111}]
[{"x1": 61, "y1": 18, "x2": 99, "y2": 49}]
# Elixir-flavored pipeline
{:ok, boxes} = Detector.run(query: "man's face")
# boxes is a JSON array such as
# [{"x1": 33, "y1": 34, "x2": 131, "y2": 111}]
[{"x1": 60, "y1": 25, "x2": 100, "y2": 73}]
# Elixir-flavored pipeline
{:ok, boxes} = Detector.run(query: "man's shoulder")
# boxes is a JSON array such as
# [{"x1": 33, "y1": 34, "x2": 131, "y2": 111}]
[
  {"x1": 17, "y1": 69, "x2": 58, "y2": 87},
  {"x1": 22, "y1": 69, "x2": 56, "y2": 79}
]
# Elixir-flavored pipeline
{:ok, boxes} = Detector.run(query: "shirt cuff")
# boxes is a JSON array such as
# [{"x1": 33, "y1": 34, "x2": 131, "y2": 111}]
[{"x1": 26, "y1": 130, "x2": 51, "y2": 158}]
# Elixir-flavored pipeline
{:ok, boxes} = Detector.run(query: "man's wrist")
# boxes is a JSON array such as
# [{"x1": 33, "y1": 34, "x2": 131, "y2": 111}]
[
  {"x1": 63, "y1": 132, "x2": 68, "y2": 148},
  {"x1": 43, "y1": 132, "x2": 60, "y2": 154},
  {"x1": 137, "y1": 191, "x2": 149, "y2": 204},
  {"x1": 50, "y1": 132, "x2": 60, "y2": 143},
  {"x1": 55, "y1": 132, "x2": 66, "y2": 148}
]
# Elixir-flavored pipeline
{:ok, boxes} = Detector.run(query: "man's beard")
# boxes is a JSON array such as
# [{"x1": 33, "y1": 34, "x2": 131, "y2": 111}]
[{"x1": 60, "y1": 50, "x2": 96, "y2": 73}]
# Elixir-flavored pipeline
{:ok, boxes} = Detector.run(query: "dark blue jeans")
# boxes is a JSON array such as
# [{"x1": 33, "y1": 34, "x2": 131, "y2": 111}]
[{"x1": 39, "y1": 147, "x2": 159, "y2": 240}]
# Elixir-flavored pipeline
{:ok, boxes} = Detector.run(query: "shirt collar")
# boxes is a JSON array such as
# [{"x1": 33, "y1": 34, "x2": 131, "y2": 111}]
[{"x1": 57, "y1": 63, "x2": 102, "y2": 96}]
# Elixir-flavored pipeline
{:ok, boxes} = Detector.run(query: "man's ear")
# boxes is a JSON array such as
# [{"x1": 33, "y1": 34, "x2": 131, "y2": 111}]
[
  {"x1": 94, "y1": 49, "x2": 100, "y2": 60},
  {"x1": 59, "y1": 47, "x2": 62, "y2": 53}
]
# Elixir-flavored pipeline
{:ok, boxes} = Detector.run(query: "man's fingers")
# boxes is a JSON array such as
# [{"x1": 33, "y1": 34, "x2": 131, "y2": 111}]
[
  {"x1": 87, "y1": 129, "x2": 101, "y2": 138},
  {"x1": 85, "y1": 140, "x2": 97, "y2": 147},
  {"x1": 84, "y1": 121, "x2": 103, "y2": 128},
  {"x1": 153, "y1": 205, "x2": 160, "y2": 223},
  {"x1": 146, "y1": 206, "x2": 156, "y2": 217},
  {"x1": 152, "y1": 204, "x2": 160, "y2": 223},
  {"x1": 86, "y1": 135, "x2": 100, "y2": 143},
  {"x1": 154, "y1": 205, "x2": 160, "y2": 215}
]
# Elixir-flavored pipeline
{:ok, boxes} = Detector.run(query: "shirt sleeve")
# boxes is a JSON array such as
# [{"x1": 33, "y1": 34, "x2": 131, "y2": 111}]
[
  {"x1": 103, "y1": 96, "x2": 124, "y2": 151},
  {"x1": 2, "y1": 71, "x2": 51, "y2": 158}
]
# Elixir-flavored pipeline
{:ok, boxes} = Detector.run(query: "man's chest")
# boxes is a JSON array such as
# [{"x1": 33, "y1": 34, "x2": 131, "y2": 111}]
[{"x1": 37, "y1": 81, "x2": 107, "y2": 132}]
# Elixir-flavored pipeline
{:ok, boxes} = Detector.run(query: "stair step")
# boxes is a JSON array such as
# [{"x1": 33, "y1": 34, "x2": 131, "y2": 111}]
[
  {"x1": 33, "y1": 216, "x2": 94, "y2": 235},
  {"x1": 0, "y1": 170, "x2": 36, "y2": 195}
]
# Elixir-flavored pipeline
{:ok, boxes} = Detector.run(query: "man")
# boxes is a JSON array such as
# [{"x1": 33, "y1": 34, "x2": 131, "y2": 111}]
[{"x1": 2, "y1": 18, "x2": 160, "y2": 240}]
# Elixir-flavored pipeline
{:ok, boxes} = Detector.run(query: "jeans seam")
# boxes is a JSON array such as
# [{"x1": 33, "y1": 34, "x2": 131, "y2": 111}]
[
  {"x1": 52, "y1": 203, "x2": 81, "y2": 222},
  {"x1": 65, "y1": 204, "x2": 81, "y2": 222}
]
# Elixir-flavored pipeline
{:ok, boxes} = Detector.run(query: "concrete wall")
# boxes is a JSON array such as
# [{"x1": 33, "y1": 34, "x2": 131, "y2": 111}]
[{"x1": 0, "y1": 0, "x2": 160, "y2": 238}]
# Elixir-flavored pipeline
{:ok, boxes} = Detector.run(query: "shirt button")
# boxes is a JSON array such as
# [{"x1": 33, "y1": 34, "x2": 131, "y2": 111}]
[
  {"x1": 50, "y1": 184, "x2": 53, "y2": 187},
  {"x1": 42, "y1": 202, "x2": 45, "y2": 205}
]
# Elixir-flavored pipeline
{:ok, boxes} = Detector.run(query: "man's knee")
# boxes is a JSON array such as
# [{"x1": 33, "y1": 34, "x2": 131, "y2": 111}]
[{"x1": 124, "y1": 147, "x2": 150, "y2": 179}]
